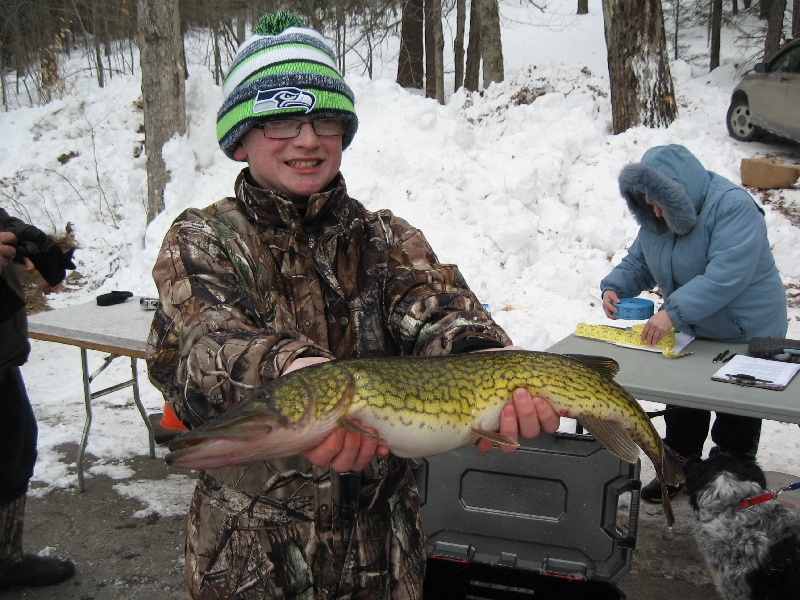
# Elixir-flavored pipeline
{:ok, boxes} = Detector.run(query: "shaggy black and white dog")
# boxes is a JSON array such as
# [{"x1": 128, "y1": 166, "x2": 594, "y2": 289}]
[{"x1": 683, "y1": 450, "x2": 800, "y2": 600}]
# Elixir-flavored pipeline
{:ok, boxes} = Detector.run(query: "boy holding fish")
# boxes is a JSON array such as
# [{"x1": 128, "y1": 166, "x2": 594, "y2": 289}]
[{"x1": 146, "y1": 12, "x2": 559, "y2": 600}]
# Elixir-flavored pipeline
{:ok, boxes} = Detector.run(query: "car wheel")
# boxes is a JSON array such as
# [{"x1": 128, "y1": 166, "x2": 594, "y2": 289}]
[{"x1": 726, "y1": 97, "x2": 761, "y2": 142}]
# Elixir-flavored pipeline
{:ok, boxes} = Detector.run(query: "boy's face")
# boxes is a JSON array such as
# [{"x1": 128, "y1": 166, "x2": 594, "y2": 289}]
[{"x1": 234, "y1": 118, "x2": 343, "y2": 200}]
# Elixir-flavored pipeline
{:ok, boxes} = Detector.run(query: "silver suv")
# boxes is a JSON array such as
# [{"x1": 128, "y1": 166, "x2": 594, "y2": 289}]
[{"x1": 727, "y1": 38, "x2": 800, "y2": 143}]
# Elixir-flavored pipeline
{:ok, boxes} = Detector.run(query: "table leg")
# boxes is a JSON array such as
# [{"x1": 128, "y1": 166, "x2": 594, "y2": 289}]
[
  {"x1": 76, "y1": 352, "x2": 156, "y2": 491},
  {"x1": 78, "y1": 348, "x2": 92, "y2": 492},
  {"x1": 130, "y1": 357, "x2": 156, "y2": 458}
]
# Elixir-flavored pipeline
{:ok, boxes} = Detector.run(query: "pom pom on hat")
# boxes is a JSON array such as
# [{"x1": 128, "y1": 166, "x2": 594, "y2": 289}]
[
  {"x1": 253, "y1": 11, "x2": 307, "y2": 34},
  {"x1": 216, "y1": 11, "x2": 358, "y2": 160}
]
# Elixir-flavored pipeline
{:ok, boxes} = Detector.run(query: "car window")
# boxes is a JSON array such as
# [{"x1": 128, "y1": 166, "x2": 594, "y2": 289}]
[{"x1": 769, "y1": 45, "x2": 800, "y2": 73}]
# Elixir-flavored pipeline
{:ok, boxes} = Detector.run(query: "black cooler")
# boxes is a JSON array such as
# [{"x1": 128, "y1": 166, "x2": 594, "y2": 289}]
[{"x1": 414, "y1": 432, "x2": 640, "y2": 598}]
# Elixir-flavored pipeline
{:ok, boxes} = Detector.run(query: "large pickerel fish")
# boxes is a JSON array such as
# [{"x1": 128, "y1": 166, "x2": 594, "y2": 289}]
[{"x1": 166, "y1": 351, "x2": 684, "y2": 527}]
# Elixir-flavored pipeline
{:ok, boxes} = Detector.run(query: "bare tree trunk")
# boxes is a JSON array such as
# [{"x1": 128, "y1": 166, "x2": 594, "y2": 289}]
[
  {"x1": 236, "y1": 11, "x2": 246, "y2": 46},
  {"x1": 479, "y1": 0, "x2": 504, "y2": 88},
  {"x1": 731, "y1": 0, "x2": 738, "y2": 15},
  {"x1": 425, "y1": 0, "x2": 436, "y2": 98},
  {"x1": 335, "y1": 0, "x2": 346, "y2": 73},
  {"x1": 710, "y1": 0, "x2": 722, "y2": 71},
  {"x1": 92, "y1": 0, "x2": 106, "y2": 87},
  {"x1": 602, "y1": 0, "x2": 677, "y2": 134},
  {"x1": 793, "y1": 0, "x2": 800, "y2": 38},
  {"x1": 454, "y1": 0, "x2": 466, "y2": 91},
  {"x1": 95, "y1": 43, "x2": 105, "y2": 87},
  {"x1": 397, "y1": 0, "x2": 424, "y2": 89},
  {"x1": 212, "y1": 24, "x2": 222, "y2": 86},
  {"x1": 138, "y1": 0, "x2": 186, "y2": 225},
  {"x1": 464, "y1": 0, "x2": 481, "y2": 91},
  {"x1": 578, "y1": 0, "x2": 589, "y2": 14},
  {"x1": 764, "y1": 0, "x2": 787, "y2": 59},
  {"x1": 0, "y1": 48, "x2": 6, "y2": 110},
  {"x1": 760, "y1": 0, "x2": 771, "y2": 19},
  {"x1": 425, "y1": 0, "x2": 445, "y2": 103},
  {"x1": 673, "y1": 0, "x2": 680, "y2": 59}
]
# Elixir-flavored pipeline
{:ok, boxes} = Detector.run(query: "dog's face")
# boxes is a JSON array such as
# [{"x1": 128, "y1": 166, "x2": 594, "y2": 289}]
[
  {"x1": 683, "y1": 450, "x2": 768, "y2": 514},
  {"x1": 683, "y1": 450, "x2": 800, "y2": 600}
]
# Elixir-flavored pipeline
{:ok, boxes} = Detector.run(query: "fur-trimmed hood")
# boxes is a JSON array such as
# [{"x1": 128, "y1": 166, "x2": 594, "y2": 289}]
[{"x1": 618, "y1": 144, "x2": 711, "y2": 235}]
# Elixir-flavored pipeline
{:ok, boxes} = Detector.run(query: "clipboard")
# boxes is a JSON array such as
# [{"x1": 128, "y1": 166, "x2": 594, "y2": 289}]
[{"x1": 711, "y1": 354, "x2": 800, "y2": 391}]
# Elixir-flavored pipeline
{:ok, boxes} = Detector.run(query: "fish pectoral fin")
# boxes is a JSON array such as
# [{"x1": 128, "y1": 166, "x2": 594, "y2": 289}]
[
  {"x1": 576, "y1": 415, "x2": 640, "y2": 464},
  {"x1": 563, "y1": 354, "x2": 620, "y2": 379},
  {"x1": 471, "y1": 428, "x2": 520, "y2": 448},
  {"x1": 340, "y1": 418, "x2": 387, "y2": 445},
  {"x1": 340, "y1": 418, "x2": 375, "y2": 436}
]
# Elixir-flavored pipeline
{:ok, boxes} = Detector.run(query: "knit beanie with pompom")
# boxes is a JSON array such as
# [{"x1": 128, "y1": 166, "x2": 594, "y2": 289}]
[{"x1": 216, "y1": 11, "x2": 358, "y2": 160}]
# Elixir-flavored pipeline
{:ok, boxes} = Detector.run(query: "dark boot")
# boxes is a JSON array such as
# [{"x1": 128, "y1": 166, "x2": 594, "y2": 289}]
[
  {"x1": 0, "y1": 496, "x2": 75, "y2": 590},
  {"x1": 0, "y1": 554, "x2": 75, "y2": 589},
  {"x1": 640, "y1": 478, "x2": 684, "y2": 504}
]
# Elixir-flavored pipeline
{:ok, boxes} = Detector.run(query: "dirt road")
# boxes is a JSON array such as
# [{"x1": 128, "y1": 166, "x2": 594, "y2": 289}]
[{"x1": 0, "y1": 443, "x2": 733, "y2": 600}]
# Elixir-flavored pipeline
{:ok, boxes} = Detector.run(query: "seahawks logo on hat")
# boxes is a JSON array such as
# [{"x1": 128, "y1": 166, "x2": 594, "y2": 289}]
[{"x1": 253, "y1": 87, "x2": 316, "y2": 114}]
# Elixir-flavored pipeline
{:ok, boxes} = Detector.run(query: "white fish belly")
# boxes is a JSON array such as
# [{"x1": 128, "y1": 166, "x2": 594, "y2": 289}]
[{"x1": 353, "y1": 404, "x2": 505, "y2": 459}]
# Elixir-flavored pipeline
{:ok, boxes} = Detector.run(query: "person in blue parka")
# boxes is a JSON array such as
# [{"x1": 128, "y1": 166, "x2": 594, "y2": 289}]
[{"x1": 600, "y1": 144, "x2": 787, "y2": 504}]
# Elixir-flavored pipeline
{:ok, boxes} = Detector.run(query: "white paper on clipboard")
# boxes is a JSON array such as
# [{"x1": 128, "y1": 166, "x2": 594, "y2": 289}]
[{"x1": 712, "y1": 354, "x2": 800, "y2": 391}]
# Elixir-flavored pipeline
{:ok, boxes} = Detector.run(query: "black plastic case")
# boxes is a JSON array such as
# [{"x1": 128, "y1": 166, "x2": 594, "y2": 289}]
[{"x1": 414, "y1": 432, "x2": 640, "y2": 598}]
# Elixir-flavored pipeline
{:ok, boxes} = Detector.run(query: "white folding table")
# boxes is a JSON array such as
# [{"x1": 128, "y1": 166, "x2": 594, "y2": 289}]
[
  {"x1": 547, "y1": 335, "x2": 800, "y2": 424},
  {"x1": 27, "y1": 297, "x2": 156, "y2": 491}
]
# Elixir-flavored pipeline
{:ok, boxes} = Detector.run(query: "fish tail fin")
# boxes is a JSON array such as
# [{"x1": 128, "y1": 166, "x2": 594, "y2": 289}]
[
  {"x1": 658, "y1": 478, "x2": 677, "y2": 529},
  {"x1": 652, "y1": 442, "x2": 683, "y2": 529}
]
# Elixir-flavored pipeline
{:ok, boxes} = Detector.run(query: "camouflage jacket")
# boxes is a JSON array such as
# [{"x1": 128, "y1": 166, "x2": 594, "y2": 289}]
[{"x1": 146, "y1": 170, "x2": 511, "y2": 599}]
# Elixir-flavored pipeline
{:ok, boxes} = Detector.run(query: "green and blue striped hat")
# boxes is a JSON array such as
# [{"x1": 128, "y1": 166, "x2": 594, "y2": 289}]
[{"x1": 217, "y1": 11, "x2": 358, "y2": 160}]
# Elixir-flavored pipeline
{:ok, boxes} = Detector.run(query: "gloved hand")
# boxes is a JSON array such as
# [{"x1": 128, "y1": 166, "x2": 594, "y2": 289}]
[{"x1": 10, "y1": 223, "x2": 76, "y2": 287}]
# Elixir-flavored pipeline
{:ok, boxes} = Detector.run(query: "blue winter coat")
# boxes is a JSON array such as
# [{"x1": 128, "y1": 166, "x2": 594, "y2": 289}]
[{"x1": 600, "y1": 144, "x2": 787, "y2": 342}]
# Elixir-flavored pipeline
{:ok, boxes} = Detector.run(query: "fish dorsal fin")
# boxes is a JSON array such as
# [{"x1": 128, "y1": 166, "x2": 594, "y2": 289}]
[
  {"x1": 564, "y1": 354, "x2": 620, "y2": 379},
  {"x1": 576, "y1": 414, "x2": 640, "y2": 464},
  {"x1": 471, "y1": 428, "x2": 520, "y2": 448}
]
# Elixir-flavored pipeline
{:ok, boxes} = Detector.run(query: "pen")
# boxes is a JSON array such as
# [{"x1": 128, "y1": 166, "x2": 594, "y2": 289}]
[
  {"x1": 728, "y1": 374, "x2": 773, "y2": 386},
  {"x1": 721, "y1": 353, "x2": 737, "y2": 363},
  {"x1": 713, "y1": 350, "x2": 730, "y2": 363}
]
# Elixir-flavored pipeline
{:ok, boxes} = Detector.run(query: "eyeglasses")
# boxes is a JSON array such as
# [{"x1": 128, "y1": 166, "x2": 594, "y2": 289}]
[{"x1": 255, "y1": 117, "x2": 347, "y2": 140}]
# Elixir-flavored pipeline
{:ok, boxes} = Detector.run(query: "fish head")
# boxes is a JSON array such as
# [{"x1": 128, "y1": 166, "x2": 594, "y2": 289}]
[{"x1": 165, "y1": 364, "x2": 354, "y2": 469}]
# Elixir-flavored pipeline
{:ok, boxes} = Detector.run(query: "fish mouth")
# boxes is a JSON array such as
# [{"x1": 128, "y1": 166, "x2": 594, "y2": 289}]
[
  {"x1": 164, "y1": 439, "x2": 253, "y2": 469},
  {"x1": 166, "y1": 434, "x2": 209, "y2": 452},
  {"x1": 166, "y1": 421, "x2": 275, "y2": 452},
  {"x1": 163, "y1": 417, "x2": 279, "y2": 468}
]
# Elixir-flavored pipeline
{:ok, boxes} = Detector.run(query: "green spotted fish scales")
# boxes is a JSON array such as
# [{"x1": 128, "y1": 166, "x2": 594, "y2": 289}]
[{"x1": 166, "y1": 351, "x2": 684, "y2": 526}]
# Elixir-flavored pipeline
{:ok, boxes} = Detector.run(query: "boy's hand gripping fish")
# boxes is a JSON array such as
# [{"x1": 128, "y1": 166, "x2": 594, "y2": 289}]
[{"x1": 166, "y1": 351, "x2": 684, "y2": 527}]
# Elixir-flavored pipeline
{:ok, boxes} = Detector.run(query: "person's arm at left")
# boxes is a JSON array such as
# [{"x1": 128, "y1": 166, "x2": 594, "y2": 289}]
[
  {"x1": 0, "y1": 231, "x2": 16, "y2": 272},
  {"x1": 4, "y1": 221, "x2": 75, "y2": 289},
  {"x1": 0, "y1": 231, "x2": 25, "y2": 323}
]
